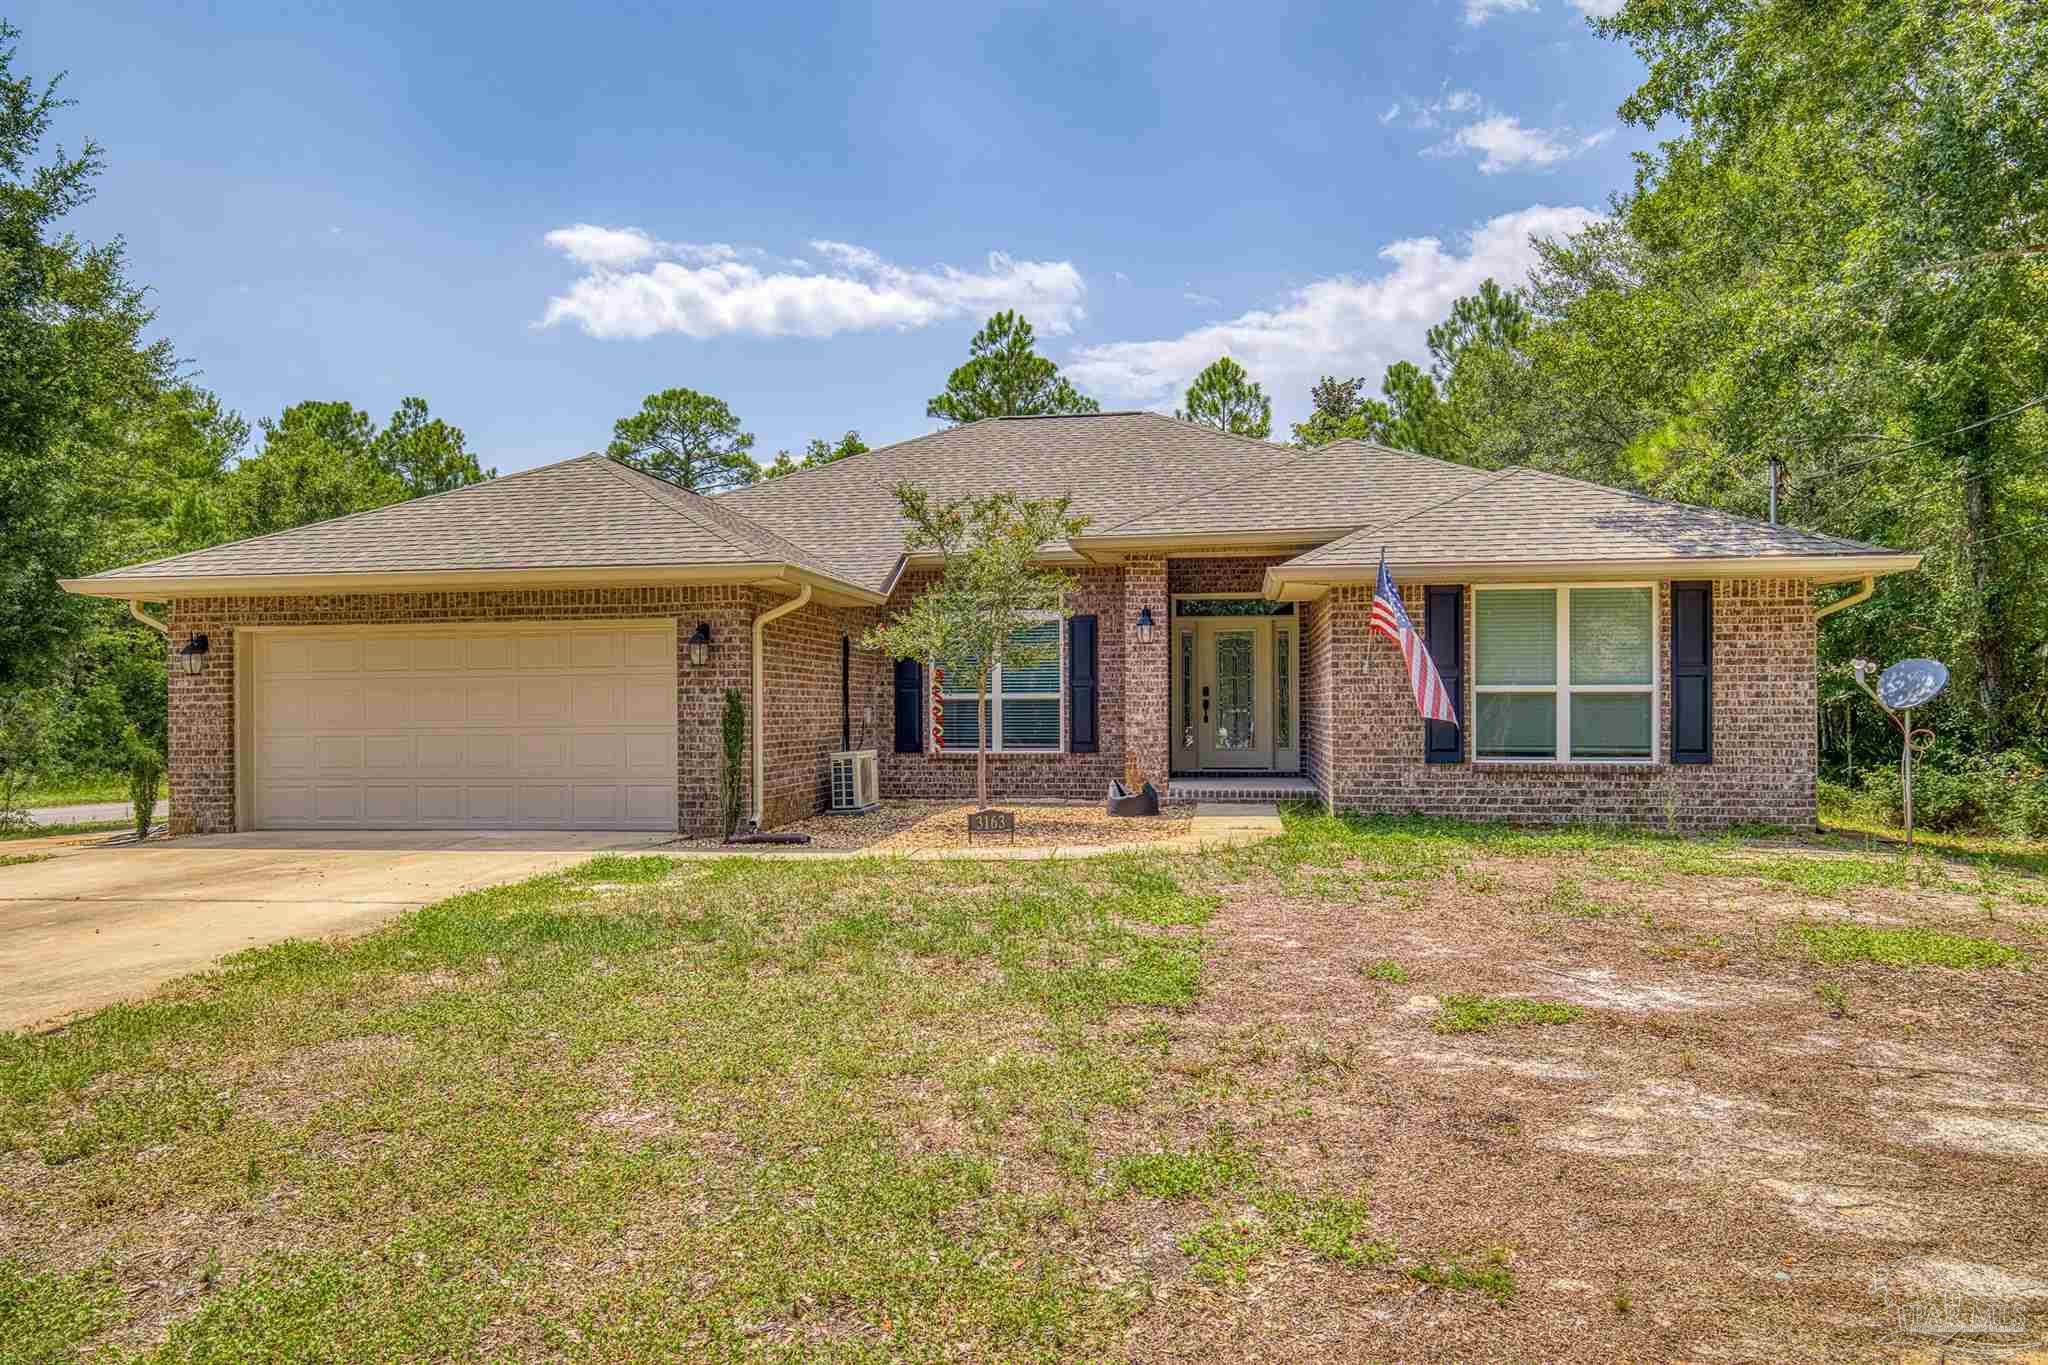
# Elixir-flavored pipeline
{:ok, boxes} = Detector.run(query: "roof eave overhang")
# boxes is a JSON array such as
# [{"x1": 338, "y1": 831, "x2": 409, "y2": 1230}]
[
  {"x1": 1262, "y1": 552, "x2": 1925, "y2": 601},
  {"x1": 61, "y1": 561, "x2": 888, "y2": 606},
  {"x1": 1072, "y1": 527, "x2": 1357, "y2": 560}
]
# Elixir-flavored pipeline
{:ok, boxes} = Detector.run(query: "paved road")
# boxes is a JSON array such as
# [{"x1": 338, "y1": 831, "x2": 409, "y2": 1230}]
[
  {"x1": 0, "y1": 829, "x2": 670, "y2": 1030},
  {"x1": 27, "y1": 801, "x2": 141, "y2": 826}
]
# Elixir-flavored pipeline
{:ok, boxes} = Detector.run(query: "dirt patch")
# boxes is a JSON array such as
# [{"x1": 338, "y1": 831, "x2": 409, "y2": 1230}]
[
  {"x1": 670, "y1": 800, "x2": 1193, "y2": 852},
  {"x1": 230, "y1": 1034, "x2": 418, "y2": 1127}
]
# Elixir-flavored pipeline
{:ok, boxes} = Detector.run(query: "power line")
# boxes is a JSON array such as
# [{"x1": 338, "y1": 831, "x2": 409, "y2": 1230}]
[{"x1": 1789, "y1": 393, "x2": 2048, "y2": 492}]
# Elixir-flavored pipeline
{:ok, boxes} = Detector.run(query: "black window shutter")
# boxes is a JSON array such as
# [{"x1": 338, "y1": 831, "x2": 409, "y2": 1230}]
[
  {"x1": 840, "y1": 636, "x2": 851, "y2": 751},
  {"x1": 893, "y1": 658, "x2": 924, "y2": 753},
  {"x1": 1671, "y1": 581, "x2": 1713, "y2": 764},
  {"x1": 1068, "y1": 614, "x2": 1099, "y2": 753},
  {"x1": 1423, "y1": 587, "x2": 1464, "y2": 764}
]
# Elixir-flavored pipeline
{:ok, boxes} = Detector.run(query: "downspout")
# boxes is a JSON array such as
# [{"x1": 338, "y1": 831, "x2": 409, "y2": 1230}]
[
  {"x1": 1814, "y1": 576, "x2": 1875, "y2": 622},
  {"x1": 750, "y1": 583, "x2": 812, "y2": 830},
  {"x1": 128, "y1": 599, "x2": 171, "y2": 637}
]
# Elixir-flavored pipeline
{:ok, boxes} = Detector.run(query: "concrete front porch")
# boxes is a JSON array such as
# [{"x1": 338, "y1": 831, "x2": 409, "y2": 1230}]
[{"x1": 1165, "y1": 774, "x2": 1321, "y2": 803}]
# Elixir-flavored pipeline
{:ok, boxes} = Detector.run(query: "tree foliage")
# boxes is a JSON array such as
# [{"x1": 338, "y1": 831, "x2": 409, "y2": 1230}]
[
  {"x1": 1177, "y1": 356, "x2": 1272, "y2": 438},
  {"x1": 764, "y1": 430, "x2": 868, "y2": 479},
  {"x1": 607, "y1": 387, "x2": 759, "y2": 492},
  {"x1": 1302, "y1": 0, "x2": 2048, "y2": 780},
  {"x1": 926, "y1": 312, "x2": 1099, "y2": 424},
  {"x1": 860, "y1": 487, "x2": 1086, "y2": 808}
]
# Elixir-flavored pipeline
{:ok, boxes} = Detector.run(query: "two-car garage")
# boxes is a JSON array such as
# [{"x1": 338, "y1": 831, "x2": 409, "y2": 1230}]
[{"x1": 240, "y1": 622, "x2": 678, "y2": 831}]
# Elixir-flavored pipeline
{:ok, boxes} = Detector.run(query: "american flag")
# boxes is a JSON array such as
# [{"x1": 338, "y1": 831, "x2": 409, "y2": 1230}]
[{"x1": 1370, "y1": 551, "x2": 1459, "y2": 726}]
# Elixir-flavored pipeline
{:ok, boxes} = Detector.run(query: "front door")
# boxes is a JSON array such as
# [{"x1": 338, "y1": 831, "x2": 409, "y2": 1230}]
[{"x1": 1197, "y1": 620, "x2": 1272, "y2": 770}]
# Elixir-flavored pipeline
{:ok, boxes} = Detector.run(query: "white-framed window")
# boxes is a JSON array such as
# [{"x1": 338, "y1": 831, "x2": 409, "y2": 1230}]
[
  {"x1": 1473, "y1": 584, "x2": 1657, "y2": 763},
  {"x1": 936, "y1": 615, "x2": 1063, "y2": 753}
]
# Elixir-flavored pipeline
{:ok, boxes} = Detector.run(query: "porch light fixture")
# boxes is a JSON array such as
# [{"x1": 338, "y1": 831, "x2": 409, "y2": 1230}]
[
  {"x1": 175, "y1": 633, "x2": 209, "y2": 675},
  {"x1": 1135, "y1": 607, "x2": 1156, "y2": 644},
  {"x1": 687, "y1": 622, "x2": 713, "y2": 667}
]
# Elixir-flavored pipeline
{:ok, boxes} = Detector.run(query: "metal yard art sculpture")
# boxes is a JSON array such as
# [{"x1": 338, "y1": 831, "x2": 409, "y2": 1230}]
[{"x1": 1847, "y1": 657, "x2": 1948, "y2": 848}]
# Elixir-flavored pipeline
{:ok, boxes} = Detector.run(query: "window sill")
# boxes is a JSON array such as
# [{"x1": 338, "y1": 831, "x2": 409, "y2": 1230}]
[
  {"x1": 928, "y1": 748, "x2": 1065, "y2": 758},
  {"x1": 1470, "y1": 758, "x2": 1663, "y2": 771}
]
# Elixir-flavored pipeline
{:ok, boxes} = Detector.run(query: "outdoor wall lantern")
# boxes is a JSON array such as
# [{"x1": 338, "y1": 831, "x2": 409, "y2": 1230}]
[
  {"x1": 176, "y1": 633, "x2": 209, "y2": 675},
  {"x1": 1135, "y1": 607, "x2": 1156, "y2": 644},
  {"x1": 687, "y1": 622, "x2": 713, "y2": 667}
]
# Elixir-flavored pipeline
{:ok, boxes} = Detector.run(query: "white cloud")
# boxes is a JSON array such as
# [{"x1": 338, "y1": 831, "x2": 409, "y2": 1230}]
[
  {"x1": 1183, "y1": 289, "x2": 1221, "y2": 307},
  {"x1": 540, "y1": 231, "x2": 1087, "y2": 340},
  {"x1": 1382, "y1": 84, "x2": 1484, "y2": 131},
  {"x1": 1384, "y1": 87, "x2": 1615, "y2": 174},
  {"x1": 1441, "y1": 114, "x2": 1574, "y2": 173},
  {"x1": 1462, "y1": 0, "x2": 1538, "y2": 23},
  {"x1": 1065, "y1": 204, "x2": 1597, "y2": 419},
  {"x1": 1569, "y1": 0, "x2": 1624, "y2": 15}
]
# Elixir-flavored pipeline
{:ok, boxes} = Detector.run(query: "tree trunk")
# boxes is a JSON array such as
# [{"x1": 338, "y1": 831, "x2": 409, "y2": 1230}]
[
  {"x1": 1958, "y1": 385, "x2": 2007, "y2": 750},
  {"x1": 977, "y1": 672, "x2": 990, "y2": 809}
]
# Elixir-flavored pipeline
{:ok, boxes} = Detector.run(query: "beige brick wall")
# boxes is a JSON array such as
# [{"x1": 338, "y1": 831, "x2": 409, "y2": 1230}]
[
  {"x1": 165, "y1": 587, "x2": 763, "y2": 838},
  {"x1": 757, "y1": 598, "x2": 887, "y2": 828},
  {"x1": 1317, "y1": 577, "x2": 1817, "y2": 830}
]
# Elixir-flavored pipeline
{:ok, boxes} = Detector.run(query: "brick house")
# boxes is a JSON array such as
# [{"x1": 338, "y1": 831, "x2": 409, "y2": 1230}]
[{"x1": 64, "y1": 413, "x2": 1920, "y2": 836}]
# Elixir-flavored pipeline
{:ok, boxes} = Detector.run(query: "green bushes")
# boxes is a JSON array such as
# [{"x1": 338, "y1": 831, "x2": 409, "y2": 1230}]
[{"x1": 1858, "y1": 750, "x2": 2048, "y2": 840}]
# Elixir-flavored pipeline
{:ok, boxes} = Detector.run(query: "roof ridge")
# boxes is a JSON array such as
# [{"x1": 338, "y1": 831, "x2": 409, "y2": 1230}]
[
  {"x1": 1341, "y1": 464, "x2": 1533, "y2": 545},
  {"x1": 594, "y1": 454, "x2": 875, "y2": 585},
  {"x1": 717, "y1": 417, "x2": 1004, "y2": 502},
  {"x1": 83, "y1": 451, "x2": 601, "y2": 581},
  {"x1": 1509, "y1": 465, "x2": 1892, "y2": 553},
  {"x1": 1096, "y1": 439, "x2": 1320, "y2": 533}
]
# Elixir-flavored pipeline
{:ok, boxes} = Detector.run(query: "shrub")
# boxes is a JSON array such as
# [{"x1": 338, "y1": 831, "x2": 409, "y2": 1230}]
[
  {"x1": 123, "y1": 726, "x2": 163, "y2": 841},
  {"x1": 1860, "y1": 750, "x2": 2048, "y2": 840},
  {"x1": 720, "y1": 688, "x2": 747, "y2": 839}
]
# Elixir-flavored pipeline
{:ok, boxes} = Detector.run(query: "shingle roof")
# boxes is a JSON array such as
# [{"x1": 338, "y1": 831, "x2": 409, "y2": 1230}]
[
  {"x1": 718, "y1": 412, "x2": 1304, "y2": 590},
  {"x1": 1095, "y1": 439, "x2": 1498, "y2": 538},
  {"x1": 1283, "y1": 463, "x2": 1901, "y2": 573},
  {"x1": 72, "y1": 453, "x2": 855, "y2": 587},
  {"x1": 70, "y1": 416, "x2": 1917, "y2": 599}
]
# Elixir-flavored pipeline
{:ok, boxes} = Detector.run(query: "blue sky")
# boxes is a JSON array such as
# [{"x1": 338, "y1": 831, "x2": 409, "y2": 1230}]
[{"x1": 21, "y1": 0, "x2": 1655, "y2": 474}]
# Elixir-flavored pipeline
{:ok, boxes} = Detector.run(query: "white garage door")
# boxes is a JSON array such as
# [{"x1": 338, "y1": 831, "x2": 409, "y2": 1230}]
[{"x1": 245, "y1": 623, "x2": 677, "y2": 830}]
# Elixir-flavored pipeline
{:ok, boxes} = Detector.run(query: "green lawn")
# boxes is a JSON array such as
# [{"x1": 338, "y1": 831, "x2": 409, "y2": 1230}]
[
  {"x1": 13, "y1": 773, "x2": 154, "y2": 809},
  {"x1": 0, "y1": 820, "x2": 129, "y2": 842},
  {"x1": 3, "y1": 809, "x2": 2043, "y2": 1363}
]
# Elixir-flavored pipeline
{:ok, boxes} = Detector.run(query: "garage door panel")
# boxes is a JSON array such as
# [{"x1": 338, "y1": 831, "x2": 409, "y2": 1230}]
[
  {"x1": 467, "y1": 684, "x2": 518, "y2": 725},
  {"x1": 623, "y1": 679, "x2": 671, "y2": 724},
  {"x1": 518, "y1": 785, "x2": 570, "y2": 825},
  {"x1": 624, "y1": 732, "x2": 671, "y2": 774},
  {"x1": 361, "y1": 636, "x2": 411, "y2": 671},
  {"x1": 467, "y1": 636, "x2": 515, "y2": 670},
  {"x1": 363, "y1": 786, "x2": 416, "y2": 824},
  {"x1": 519, "y1": 678, "x2": 572, "y2": 723},
  {"x1": 364, "y1": 735, "x2": 414, "y2": 770},
  {"x1": 249, "y1": 623, "x2": 677, "y2": 831},
  {"x1": 306, "y1": 637, "x2": 362, "y2": 673},
  {"x1": 625, "y1": 785, "x2": 670, "y2": 825},
  {"x1": 570, "y1": 732, "x2": 625, "y2": 772},
  {"x1": 415, "y1": 636, "x2": 464, "y2": 671},
  {"x1": 572, "y1": 678, "x2": 621, "y2": 722},
  {"x1": 517, "y1": 733, "x2": 566, "y2": 772},
  {"x1": 306, "y1": 681, "x2": 364, "y2": 729},
  {"x1": 571, "y1": 632, "x2": 622, "y2": 669},
  {"x1": 417, "y1": 787, "x2": 464, "y2": 822},
  {"x1": 623, "y1": 630, "x2": 670, "y2": 669},
  {"x1": 313, "y1": 735, "x2": 364, "y2": 773}
]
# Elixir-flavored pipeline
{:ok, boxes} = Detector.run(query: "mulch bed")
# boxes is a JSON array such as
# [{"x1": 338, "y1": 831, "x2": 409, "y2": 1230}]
[{"x1": 672, "y1": 800, "x2": 1195, "y2": 852}]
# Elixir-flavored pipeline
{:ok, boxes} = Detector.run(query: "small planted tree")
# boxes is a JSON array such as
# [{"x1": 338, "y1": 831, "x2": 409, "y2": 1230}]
[
  {"x1": 862, "y1": 485, "x2": 1086, "y2": 810},
  {"x1": 122, "y1": 724, "x2": 161, "y2": 841},
  {"x1": 720, "y1": 688, "x2": 746, "y2": 839}
]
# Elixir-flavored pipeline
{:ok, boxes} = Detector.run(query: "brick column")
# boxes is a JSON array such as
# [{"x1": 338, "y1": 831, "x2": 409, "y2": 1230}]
[{"x1": 1121, "y1": 555, "x2": 1169, "y2": 793}]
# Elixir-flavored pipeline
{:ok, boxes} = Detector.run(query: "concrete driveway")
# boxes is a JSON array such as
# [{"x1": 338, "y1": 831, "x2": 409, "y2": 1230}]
[{"x1": 0, "y1": 830, "x2": 671, "y2": 1032}]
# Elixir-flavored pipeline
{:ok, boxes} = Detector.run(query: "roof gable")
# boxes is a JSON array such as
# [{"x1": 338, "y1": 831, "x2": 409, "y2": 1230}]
[{"x1": 73, "y1": 453, "x2": 852, "y2": 589}]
